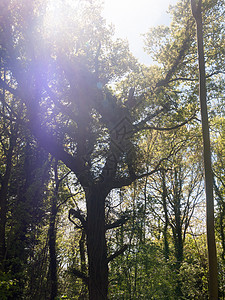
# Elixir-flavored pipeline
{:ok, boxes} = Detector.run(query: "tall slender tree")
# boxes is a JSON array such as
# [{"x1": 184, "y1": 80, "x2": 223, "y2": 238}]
[{"x1": 191, "y1": 0, "x2": 218, "y2": 298}]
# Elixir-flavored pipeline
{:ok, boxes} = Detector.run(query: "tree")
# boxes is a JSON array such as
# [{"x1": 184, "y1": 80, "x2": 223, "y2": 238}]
[
  {"x1": 0, "y1": 99, "x2": 18, "y2": 270},
  {"x1": 146, "y1": 142, "x2": 203, "y2": 298},
  {"x1": 143, "y1": 0, "x2": 225, "y2": 297},
  {"x1": 1, "y1": 0, "x2": 225, "y2": 298},
  {"x1": 191, "y1": 0, "x2": 218, "y2": 298},
  {"x1": 0, "y1": 0, "x2": 196, "y2": 298}
]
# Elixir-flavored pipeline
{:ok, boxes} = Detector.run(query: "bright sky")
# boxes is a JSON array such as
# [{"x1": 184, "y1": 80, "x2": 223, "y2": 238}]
[{"x1": 102, "y1": 0, "x2": 178, "y2": 65}]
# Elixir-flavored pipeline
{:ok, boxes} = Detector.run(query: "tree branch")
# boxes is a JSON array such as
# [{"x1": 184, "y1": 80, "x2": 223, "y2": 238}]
[
  {"x1": 136, "y1": 105, "x2": 169, "y2": 129},
  {"x1": 70, "y1": 268, "x2": 89, "y2": 285},
  {"x1": 106, "y1": 216, "x2": 129, "y2": 230},
  {"x1": 136, "y1": 115, "x2": 196, "y2": 132},
  {"x1": 0, "y1": 78, "x2": 84, "y2": 178},
  {"x1": 69, "y1": 208, "x2": 87, "y2": 230},
  {"x1": 166, "y1": 71, "x2": 224, "y2": 84},
  {"x1": 110, "y1": 139, "x2": 181, "y2": 189},
  {"x1": 156, "y1": 19, "x2": 195, "y2": 88},
  {"x1": 107, "y1": 245, "x2": 128, "y2": 263}
]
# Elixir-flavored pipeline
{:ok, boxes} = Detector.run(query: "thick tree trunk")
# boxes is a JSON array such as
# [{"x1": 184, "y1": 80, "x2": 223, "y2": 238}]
[{"x1": 86, "y1": 186, "x2": 109, "y2": 300}]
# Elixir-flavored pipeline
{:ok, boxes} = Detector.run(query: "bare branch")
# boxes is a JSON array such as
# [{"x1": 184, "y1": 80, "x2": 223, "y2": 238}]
[
  {"x1": 136, "y1": 115, "x2": 196, "y2": 133},
  {"x1": 167, "y1": 77, "x2": 198, "y2": 83},
  {"x1": 166, "y1": 71, "x2": 224, "y2": 84},
  {"x1": 136, "y1": 105, "x2": 169, "y2": 129},
  {"x1": 70, "y1": 268, "x2": 89, "y2": 285},
  {"x1": 106, "y1": 216, "x2": 129, "y2": 230},
  {"x1": 107, "y1": 245, "x2": 128, "y2": 263},
  {"x1": 156, "y1": 19, "x2": 195, "y2": 88},
  {"x1": 69, "y1": 208, "x2": 87, "y2": 229},
  {"x1": 58, "y1": 171, "x2": 72, "y2": 184},
  {"x1": 57, "y1": 195, "x2": 73, "y2": 210}
]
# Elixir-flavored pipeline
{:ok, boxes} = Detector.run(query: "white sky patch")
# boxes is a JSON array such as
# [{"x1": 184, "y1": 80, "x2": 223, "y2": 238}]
[{"x1": 102, "y1": 0, "x2": 178, "y2": 65}]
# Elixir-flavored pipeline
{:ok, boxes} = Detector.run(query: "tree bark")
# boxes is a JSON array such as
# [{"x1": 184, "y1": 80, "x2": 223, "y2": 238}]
[
  {"x1": 79, "y1": 230, "x2": 86, "y2": 274},
  {"x1": 162, "y1": 171, "x2": 169, "y2": 260},
  {"x1": 214, "y1": 181, "x2": 225, "y2": 261},
  {"x1": 48, "y1": 197, "x2": 58, "y2": 300},
  {"x1": 0, "y1": 133, "x2": 16, "y2": 270},
  {"x1": 86, "y1": 185, "x2": 109, "y2": 300},
  {"x1": 191, "y1": 1, "x2": 218, "y2": 298},
  {"x1": 49, "y1": 161, "x2": 59, "y2": 300},
  {"x1": 0, "y1": 179, "x2": 8, "y2": 268}
]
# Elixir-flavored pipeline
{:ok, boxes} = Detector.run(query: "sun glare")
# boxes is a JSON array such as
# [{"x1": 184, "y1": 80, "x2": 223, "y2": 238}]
[
  {"x1": 43, "y1": 0, "x2": 83, "y2": 40},
  {"x1": 42, "y1": 0, "x2": 177, "y2": 63},
  {"x1": 43, "y1": 0, "x2": 64, "y2": 33}
]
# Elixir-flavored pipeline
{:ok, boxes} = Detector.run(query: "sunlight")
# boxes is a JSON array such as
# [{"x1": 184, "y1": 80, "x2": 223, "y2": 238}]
[
  {"x1": 43, "y1": 0, "x2": 79, "y2": 35},
  {"x1": 103, "y1": 0, "x2": 177, "y2": 30},
  {"x1": 42, "y1": 0, "x2": 177, "y2": 63},
  {"x1": 103, "y1": 0, "x2": 177, "y2": 64},
  {"x1": 43, "y1": 0, "x2": 65, "y2": 34}
]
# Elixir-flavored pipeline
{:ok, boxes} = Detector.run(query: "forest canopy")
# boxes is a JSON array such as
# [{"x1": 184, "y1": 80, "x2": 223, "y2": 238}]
[{"x1": 0, "y1": 0, "x2": 225, "y2": 299}]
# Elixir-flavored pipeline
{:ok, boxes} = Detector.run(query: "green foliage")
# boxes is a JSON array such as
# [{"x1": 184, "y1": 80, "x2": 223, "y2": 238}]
[
  {"x1": 180, "y1": 234, "x2": 209, "y2": 299},
  {"x1": 0, "y1": 271, "x2": 18, "y2": 300},
  {"x1": 0, "y1": 0, "x2": 225, "y2": 299},
  {"x1": 109, "y1": 242, "x2": 175, "y2": 299}
]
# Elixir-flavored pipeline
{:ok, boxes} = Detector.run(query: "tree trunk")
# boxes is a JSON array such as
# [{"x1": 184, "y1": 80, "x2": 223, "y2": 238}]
[
  {"x1": 79, "y1": 230, "x2": 86, "y2": 274},
  {"x1": 172, "y1": 169, "x2": 183, "y2": 298},
  {"x1": 0, "y1": 183, "x2": 7, "y2": 268},
  {"x1": 49, "y1": 200, "x2": 58, "y2": 300},
  {"x1": 173, "y1": 226, "x2": 183, "y2": 299},
  {"x1": 162, "y1": 171, "x2": 169, "y2": 260},
  {"x1": 214, "y1": 181, "x2": 225, "y2": 261},
  {"x1": 86, "y1": 185, "x2": 109, "y2": 300},
  {"x1": 0, "y1": 134, "x2": 15, "y2": 270},
  {"x1": 191, "y1": 1, "x2": 218, "y2": 298},
  {"x1": 49, "y1": 162, "x2": 59, "y2": 300}
]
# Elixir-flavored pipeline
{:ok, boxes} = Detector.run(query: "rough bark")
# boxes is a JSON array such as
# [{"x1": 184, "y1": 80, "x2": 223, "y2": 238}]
[{"x1": 86, "y1": 185, "x2": 109, "y2": 300}]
